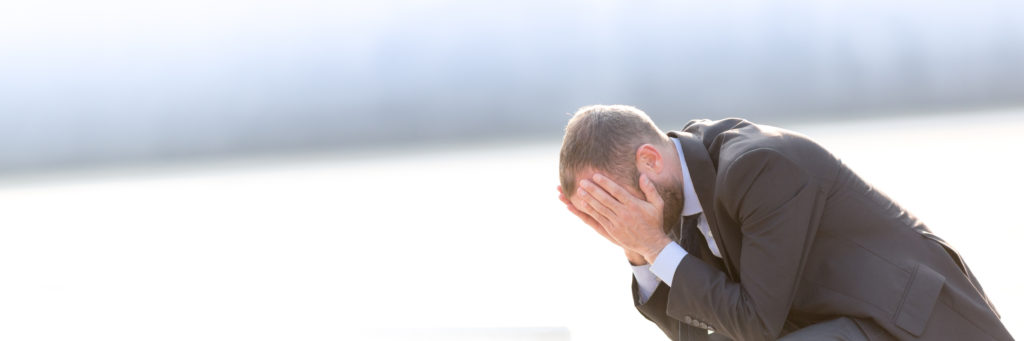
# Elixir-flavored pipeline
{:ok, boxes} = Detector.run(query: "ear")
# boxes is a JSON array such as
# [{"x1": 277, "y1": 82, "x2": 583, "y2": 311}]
[{"x1": 635, "y1": 144, "x2": 663, "y2": 174}]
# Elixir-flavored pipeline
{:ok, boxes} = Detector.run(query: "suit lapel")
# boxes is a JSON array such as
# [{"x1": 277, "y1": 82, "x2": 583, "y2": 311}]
[{"x1": 670, "y1": 131, "x2": 739, "y2": 281}]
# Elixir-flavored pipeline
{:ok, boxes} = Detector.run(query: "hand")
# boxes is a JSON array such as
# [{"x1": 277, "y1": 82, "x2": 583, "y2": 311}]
[
  {"x1": 558, "y1": 185, "x2": 647, "y2": 265},
  {"x1": 558, "y1": 185, "x2": 615, "y2": 244},
  {"x1": 623, "y1": 248, "x2": 647, "y2": 266},
  {"x1": 574, "y1": 174, "x2": 672, "y2": 264}
]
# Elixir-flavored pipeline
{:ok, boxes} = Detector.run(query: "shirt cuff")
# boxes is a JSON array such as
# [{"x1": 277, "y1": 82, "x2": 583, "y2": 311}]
[
  {"x1": 650, "y1": 242, "x2": 687, "y2": 287},
  {"x1": 631, "y1": 263, "x2": 660, "y2": 304}
]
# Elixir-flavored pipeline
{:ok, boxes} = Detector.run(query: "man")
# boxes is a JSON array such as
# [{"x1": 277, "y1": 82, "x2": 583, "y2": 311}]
[{"x1": 556, "y1": 105, "x2": 1012, "y2": 340}]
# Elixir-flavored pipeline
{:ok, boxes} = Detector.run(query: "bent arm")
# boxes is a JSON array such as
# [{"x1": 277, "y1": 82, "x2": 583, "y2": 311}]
[
  {"x1": 664, "y1": 149, "x2": 824, "y2": 341},
  {"x1": 633, "y1": 242, "x2": 718, "y2": 340},
  {"x1": 633, "y1": 276, "x2": 712, "y2": 341}
]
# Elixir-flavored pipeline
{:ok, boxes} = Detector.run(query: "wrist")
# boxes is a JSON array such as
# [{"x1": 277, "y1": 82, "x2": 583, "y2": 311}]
[
  {"x1": 642, "y1": 237, "x2": 673, "y2": 265},
  {"x1": 626, "y1": 249, "x2": 647, "y2": 266}
]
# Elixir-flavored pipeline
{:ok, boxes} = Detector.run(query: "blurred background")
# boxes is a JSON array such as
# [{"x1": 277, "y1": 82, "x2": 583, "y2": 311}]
[{"x1": 1, "y1": 1, "x2": 1022, "y2": 340}]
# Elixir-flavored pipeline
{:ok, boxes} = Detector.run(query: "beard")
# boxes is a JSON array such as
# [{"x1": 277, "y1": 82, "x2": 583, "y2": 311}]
[{"x1": 651, "y1": 177, "x2": 685, "y2": 237}]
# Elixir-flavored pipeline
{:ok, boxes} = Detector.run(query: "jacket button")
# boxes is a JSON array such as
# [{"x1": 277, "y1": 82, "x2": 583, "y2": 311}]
[
  {"x1": 682, "y1": 316, "x2": 692, "y2": 324},
  {"x1": 699, "y1": 322, "x2": 708, "y2": 329}
]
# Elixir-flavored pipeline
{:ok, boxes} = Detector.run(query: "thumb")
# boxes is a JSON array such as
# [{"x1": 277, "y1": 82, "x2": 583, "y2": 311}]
[{"x1": 639, "y1": 174, "x2": 663, "y2": 208}]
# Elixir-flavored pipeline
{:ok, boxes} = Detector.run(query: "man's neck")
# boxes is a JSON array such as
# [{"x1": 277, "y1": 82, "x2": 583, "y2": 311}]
[{"x1": 660, "y1": 139, "x2": 683, "y2": 179}]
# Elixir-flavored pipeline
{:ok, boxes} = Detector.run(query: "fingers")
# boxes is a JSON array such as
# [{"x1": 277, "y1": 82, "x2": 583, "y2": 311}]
[
  {"x1": 638, "y1": 174, "x2": 664, "y2": 208},
  {"x1": 581, "y1": 212, "x2": 618, "y2": 245},
  {"x1": 558, "y1": 186, "x2": 584, "y2": 215},
  {"x1": 579, "y1": 179, "x2": 623, "y2": 210},
  {"x1": 559, "y1": 184, "x2": 622, "y2": 247},
  {"x1": 576, "y1": 184, "x2": 618, "y2": 220},
  {"x1": 558, "y1": 190, "x2": 570, "y2": 206},
  {"x1": 559, "y1": 185, "x2": 603, "y2": 227},
  {"x1": 585, "y1": 217, "x2": 616, "y2": 243},
  {"x1": 581, "y1": 199, "x2": 614, "y2": 232},
  {"x1": 567, "y1": 199, "x2": 599, "y2": 226},
  {"x1": 591, "y1": 173, "x2": 636, "y2": 204},
  {"x1": 567, "y1": 196, "x2": 621, "y2": 245},
  {"x1": 571, "y1": 191, "x2": 614, "y2": 228},
  {"x1": 559, "y1": 186, "x2": 596, "y2": 222}
]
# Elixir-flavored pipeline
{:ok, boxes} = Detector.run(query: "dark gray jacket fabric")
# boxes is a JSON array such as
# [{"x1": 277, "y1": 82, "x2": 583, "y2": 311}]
[{"x1": 632, "y1": 118, "x2": 1011, "y2": 341}]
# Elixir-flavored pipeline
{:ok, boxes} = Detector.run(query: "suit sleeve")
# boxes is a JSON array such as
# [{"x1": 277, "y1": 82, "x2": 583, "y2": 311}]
[
  {"x1": 632, "y1": 278, "x2": 711, "y2": 341},
  {"x1": 664, "y1": 148, "x2": 825, "y2": 341},
  {"x1": 632, "y1": 277, "x2": 679, "y2": 339}
]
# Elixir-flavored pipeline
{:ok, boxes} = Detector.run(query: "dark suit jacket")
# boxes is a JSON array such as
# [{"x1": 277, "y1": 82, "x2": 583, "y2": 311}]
[{"x1": 631, "y1": 119, "x2": 1011, "y2": 341}]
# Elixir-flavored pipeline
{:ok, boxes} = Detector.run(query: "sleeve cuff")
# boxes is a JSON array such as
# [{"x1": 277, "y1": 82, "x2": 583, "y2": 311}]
[
  {"x1": 631, "y1": 263, "x2": 659, "y2": 304},
  {"x1": 650, "y1": 242, "x2": 687, "y2": 286}
]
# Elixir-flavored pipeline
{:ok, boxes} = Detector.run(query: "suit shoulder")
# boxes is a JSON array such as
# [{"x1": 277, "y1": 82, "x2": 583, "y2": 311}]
[
  {"x1": 681, "y1": 117, "x2": 752, "y2": 138},
  {"x1": 717, "y1": 123, "x2": 833, "y2": 168}
]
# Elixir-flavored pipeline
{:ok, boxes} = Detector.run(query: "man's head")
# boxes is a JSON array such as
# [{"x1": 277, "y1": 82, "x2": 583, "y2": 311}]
[{"x1": 559, "y1": 105, "x2": 686, "y2": 232}]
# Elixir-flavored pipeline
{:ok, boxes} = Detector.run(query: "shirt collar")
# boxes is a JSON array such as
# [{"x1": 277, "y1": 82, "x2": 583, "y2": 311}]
[{"x1": 671, "y1": 137, "x2": 703, "y2": 216}]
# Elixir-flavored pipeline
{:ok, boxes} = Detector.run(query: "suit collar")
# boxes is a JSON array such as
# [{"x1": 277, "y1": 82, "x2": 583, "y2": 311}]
[{"x1": 668, "y1": 130, "x2": 739, "y2": 280}]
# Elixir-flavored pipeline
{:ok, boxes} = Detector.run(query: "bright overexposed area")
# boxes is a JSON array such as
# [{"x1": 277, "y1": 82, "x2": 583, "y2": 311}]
[
  {"x1": 2, "y1": 1, "x2": 1023, "y2": 340},
  {"x1": 1, "y1": 109, "x2": 1022, "y2": 340}
]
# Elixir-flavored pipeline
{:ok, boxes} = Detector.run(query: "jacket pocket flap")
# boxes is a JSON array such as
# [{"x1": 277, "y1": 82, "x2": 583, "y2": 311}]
[{"x1": 894, "y1": 264, "x2": 945, "y2": 336}]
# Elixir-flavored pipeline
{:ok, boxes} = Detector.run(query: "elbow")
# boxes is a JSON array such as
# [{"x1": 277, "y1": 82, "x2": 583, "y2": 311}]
[{"x1": 725, "y1": 300, "x2": 783, "y2": 341}]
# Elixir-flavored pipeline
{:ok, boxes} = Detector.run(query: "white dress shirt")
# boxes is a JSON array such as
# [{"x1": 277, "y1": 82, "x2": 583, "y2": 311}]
[{"x1": 632, "y1": 137, "x2": 721, "y2": 303}]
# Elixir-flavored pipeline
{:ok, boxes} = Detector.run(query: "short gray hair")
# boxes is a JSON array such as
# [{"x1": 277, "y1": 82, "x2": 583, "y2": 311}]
[{"x1": 558, "y1": 105, "x2": 666, "y2": 198}]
